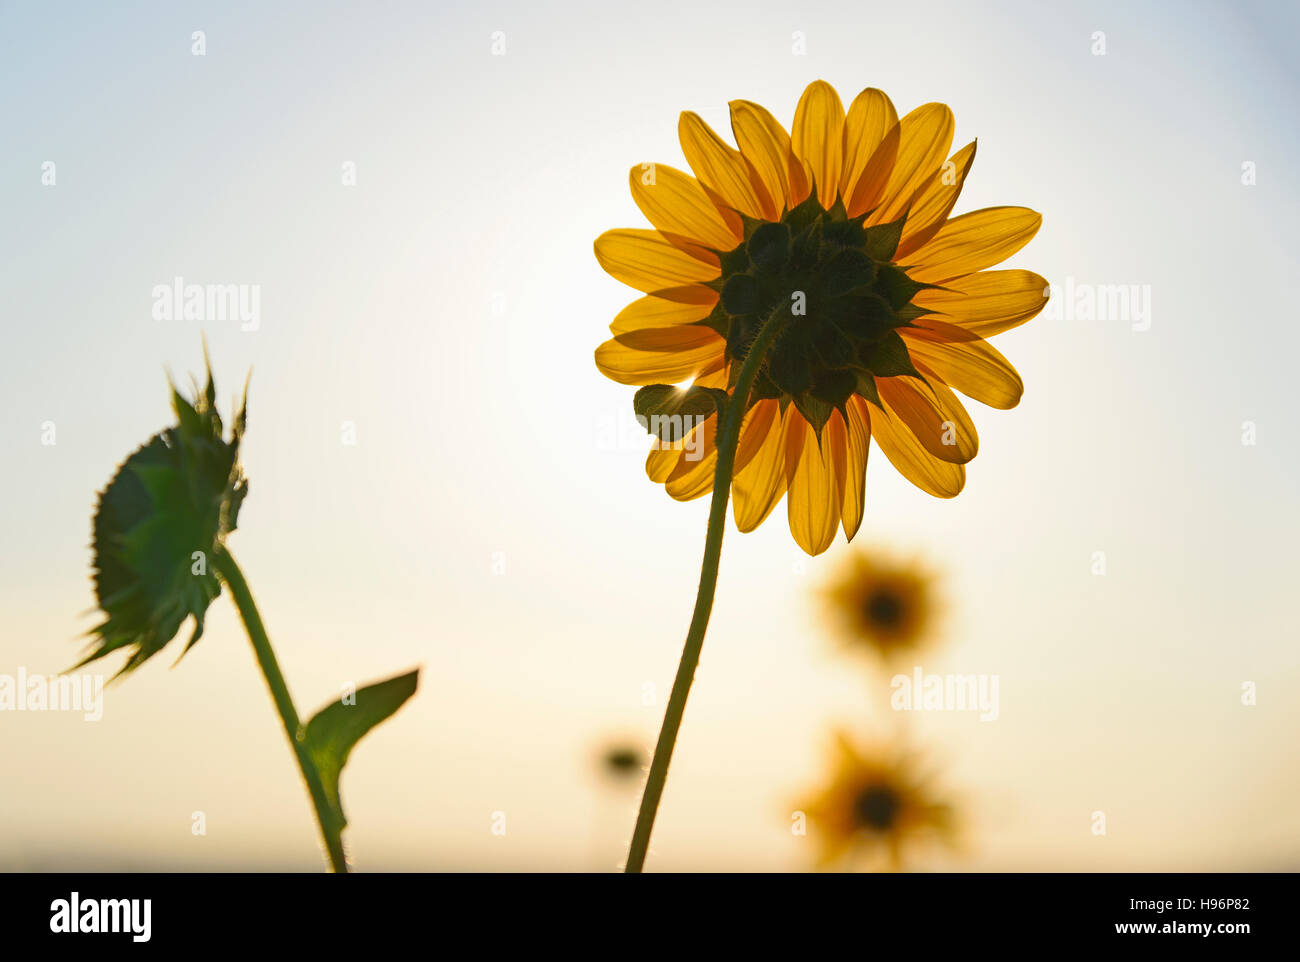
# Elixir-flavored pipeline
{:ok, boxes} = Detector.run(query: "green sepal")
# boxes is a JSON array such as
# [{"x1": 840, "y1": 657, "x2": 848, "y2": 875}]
[
  {"x1": 721, "y1": 273, "x2": 760, "y2": 315},
  {"x1": 859, "y1": 330, "x2": 924, "y2": 379},
  {"x1": 782, "y1": 192, "x2": 824, "y2": 237},
  {"x1": 862, "y1": 217, "x2": 907, "y2": 262},
  {"x1": 822, "y1": 216, "x2": 867, "y2": 250},
  {"x1": 789, "y1": 215, "x2": 824, "y2": 271},
  {"x1": 823, "y1": 248, "x2": 876, "y2": 298},
  {"x1": 747, "y1": 221, "x2": 792, "y2": 272},
  {"x1": 305, "y1": 668, "x2": 420, "y2": 827},
  {"x1": 852, "y1": 369, "x2": 883, "y2": 408},
  {"x1": 894, "y1": 303, "x2": 935, "y2": 325},
  {"x1": 810, "y1": 367, "x2": 857, "y2": 411},
  {"x1": 874, "y1": 263, "x2": 928, "y2": 311},
  {"x1": 692, "y1": 301, "x2": 731, "y2": 337},
  {"x1": 767, "y1": 333, "x2": 813, "y2": 396},
  {"x1": 792, "y1": 392, "x2": 834, "y2": 440},
  {"x1": 717, "y1": 244, "x2": 750, "y2": 277},
  {"x1": 736, "y1": 212, "x2": 767, "y2": 242},
  {"x1": 633, "y1": 383, "x2": 729, "y2": 442}
]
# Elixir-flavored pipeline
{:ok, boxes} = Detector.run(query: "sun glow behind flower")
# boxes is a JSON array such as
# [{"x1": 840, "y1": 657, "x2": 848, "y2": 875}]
[{"x1": 0, "y1": 0, "x2": 1298, "y2": 871}]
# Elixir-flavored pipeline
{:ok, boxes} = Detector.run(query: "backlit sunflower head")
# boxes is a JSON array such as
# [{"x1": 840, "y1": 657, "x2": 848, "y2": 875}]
[
  {"x1": 595, "y1": 80, "x2": 1047, "y2": 555},
  {"x1": 85, "y1": 361, "x2": 248, "y2": 676},
  {"x1": 802, "y1": 732, "x2": 956, "y2": 871},
  {"x1": 823, "y1": 549, "x2": 937, "y2": 660}
]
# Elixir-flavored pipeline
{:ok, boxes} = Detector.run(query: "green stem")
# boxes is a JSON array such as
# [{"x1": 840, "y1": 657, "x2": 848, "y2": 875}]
[
  {"x1": 625, "y1": 306, "x2": 787, "y2": 873},
  {"x1": 213, "y1": 547, "x2": 349, "y2": 873}
]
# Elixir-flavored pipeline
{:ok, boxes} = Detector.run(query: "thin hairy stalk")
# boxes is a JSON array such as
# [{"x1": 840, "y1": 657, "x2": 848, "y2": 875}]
[
  {"x1": 625, "y1": 305, "x2": 788, "y2": 872},
  {"x1": 214, "y1": 547, "x2": 349, "y2": 873}
]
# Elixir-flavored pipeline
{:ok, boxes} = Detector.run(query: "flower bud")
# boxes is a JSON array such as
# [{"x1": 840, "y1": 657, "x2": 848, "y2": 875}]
[{"x1": 85, "y1": 363, "x2": 247, "y2": 674}]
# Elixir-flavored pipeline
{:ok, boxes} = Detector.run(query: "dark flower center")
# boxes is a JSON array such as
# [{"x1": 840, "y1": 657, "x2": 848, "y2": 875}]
[
  {"x1": 852, "y1": 782, "x2": 902, "y2": 831},
  {"x1": 700, "y1": 195, "x2": 928, "y2": 434},
  {"x1": 603, "y1": 748, "x2": 643, "y2": 775},
  {"x1": 865, "y1": 589, "x2": 905, "y2": 630}
]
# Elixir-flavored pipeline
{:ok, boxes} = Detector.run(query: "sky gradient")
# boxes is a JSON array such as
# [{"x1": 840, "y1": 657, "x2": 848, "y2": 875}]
[{"x1": 2, "y1": 0, "x2": 1298, "y2": 870}]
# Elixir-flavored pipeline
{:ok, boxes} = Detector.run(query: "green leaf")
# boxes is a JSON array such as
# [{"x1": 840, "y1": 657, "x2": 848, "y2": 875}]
[
  {"x1": 305, "y1": 668, "x2": 420, "y2": 827},
  {"x1": 633, "y1": 384, "x2": 729, "y2": 442}
]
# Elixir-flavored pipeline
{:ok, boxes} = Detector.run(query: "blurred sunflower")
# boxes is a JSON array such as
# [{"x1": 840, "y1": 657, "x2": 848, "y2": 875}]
[
  {"x1": 598, "y1": 742, "x2": 647, "y2": 783},
  {"x1": 823, "y1": 550, "x2": 936, "y2": 660},
  {"x1": 594, "y1": 80, "x2": 1047, "y2": 555},
  {"x1": 802, "y1": 732, "x2": 956, "y2": 871}
]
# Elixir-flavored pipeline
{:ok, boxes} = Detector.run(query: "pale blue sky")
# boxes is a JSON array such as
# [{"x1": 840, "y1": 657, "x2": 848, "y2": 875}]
[{"x1": 1, "y1": 0, "x2": 1298, "y2": 869}]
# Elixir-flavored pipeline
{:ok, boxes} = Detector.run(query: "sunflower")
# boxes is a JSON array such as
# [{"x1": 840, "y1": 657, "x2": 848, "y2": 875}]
[
  {"x1": 823, "y1": 549, "x2": 936, "y2": 660},
  {"x1": 598, "y1": 741, "x2": 647, "y2": 783},
  {"x1": 594, "y1": 80, "x2": 1047, "y2": 555},
  {"x1": 802, "y1": 732, "x2": 956, "y2": 871},
  {"x1": 86, "y1": 363, "x2": 247, "y2": 675}
]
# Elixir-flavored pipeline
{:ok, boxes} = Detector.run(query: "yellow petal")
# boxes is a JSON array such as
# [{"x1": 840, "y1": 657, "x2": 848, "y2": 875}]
[
  {"x1": 910, "y1": 269, "x2": 1050, "y2": 338},
  {"x1": 792, "y1": 80, "x2": 846, "y2": 210},
  {"x1": 665, "y1": 414, "x2": 719, "y2": 501},
  {"x1": 734, "y1": 398, "x2": 779, "y2": 474},
  {"x1": 868, "y1": 401, "x2": 966, "y2": 498},
  {"x1": 661, "y1": 383, "x2": 768, "y2": 497},
  {"x1": 732, "y1": 403, "x2": 792, "y2": 532},
  {"x1": 841, "y1": 88, "x2": 898, "y2": 201},
  {"x1": 788, "y1": 155, "x2": 813, "y2": 207},
  {"x1": 785, "y1": 412, "x2": 845, "y2": 556},
  {"x1": 692, "y1": 362, "x2": 730, "y2": 389},
  {"x1": 846, "y1": 123, "x2": 900, "y2": 219},
  {"x1": 646, "y1": 437, "x2": 683, "y2": 483},
  {"x1": 678, "y1": 111, "x2": 766, "y2": 219},
  {"x1": 610, "y1": 294, "x2": 716, "y2": 334},
  {"x1": 594, "y1": 326, "x2": 725, "y2": 386},
  {"x1": 594, "y1": 229, "x2": 719, "y2": 296},
  {"x1": 629, "y1": 163, "x2": 742, "y2": 252},
  {"x1": 902, "y1": 322, "x2": 1024, "y2": 409},
  {"x1": 876, "y1": 374, "x2": 978, "y2": 463},
  {"x1": 868, "y1": 103, "x2": 954, "y2": 226},
  {"x1": 904, "y1": 207, "x2": 1042, "y2": 284},
  {"x1": 895, "y1": 140, "x2": 977, "y2": 259},
  {"x1": 643, "y1": 372, "x2": 724, "y2": 474},
  {"x1": 728, "y1": 100, "x2": 793, "y2": 220},
  {"x1": 841, "y1": 396, "x2": 871, "y2": 540},
  {"x1": 645, "y1": 411, "x2": 705, "y2": 481}
]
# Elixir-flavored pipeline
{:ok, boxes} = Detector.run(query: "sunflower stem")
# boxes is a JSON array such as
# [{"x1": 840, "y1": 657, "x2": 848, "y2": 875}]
[
  {"x1": 213, "y1": 547, "x2": 349, "y2": 873},
  {"x1": 625, "y1": 305, "x2": 788, "y2": 873}
]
